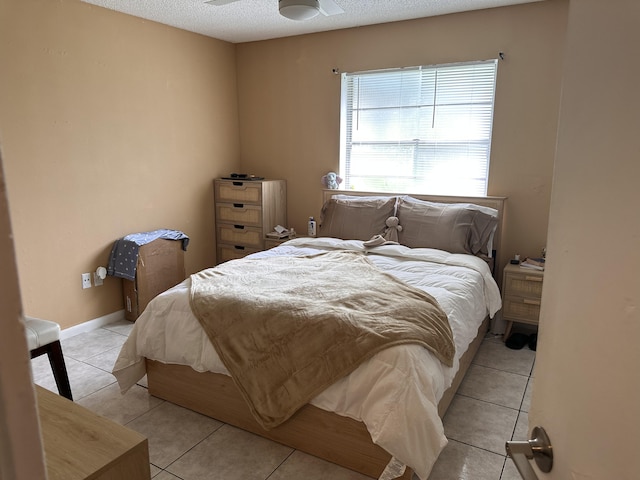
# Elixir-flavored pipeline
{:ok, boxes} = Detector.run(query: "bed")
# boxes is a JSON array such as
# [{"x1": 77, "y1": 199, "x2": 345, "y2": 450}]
[{"x1": 113, "y1": 190, "x2": 506, "y2": 480}]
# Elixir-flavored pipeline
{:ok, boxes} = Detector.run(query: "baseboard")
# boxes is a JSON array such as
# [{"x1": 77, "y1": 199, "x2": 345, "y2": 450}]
[{"x1": 60, "y1": 310, "x2": 126, "y2": 340}]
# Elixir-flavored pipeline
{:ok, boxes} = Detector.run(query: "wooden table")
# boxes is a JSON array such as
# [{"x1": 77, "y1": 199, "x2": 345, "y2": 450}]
[{"x1": 37, "y1": 386, "x2": 150, "y2": 480}]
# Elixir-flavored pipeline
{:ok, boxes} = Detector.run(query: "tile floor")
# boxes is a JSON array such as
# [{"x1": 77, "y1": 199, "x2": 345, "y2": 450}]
[{"x1": 31, "y1": 320, "x2": 536, "y2": 480}]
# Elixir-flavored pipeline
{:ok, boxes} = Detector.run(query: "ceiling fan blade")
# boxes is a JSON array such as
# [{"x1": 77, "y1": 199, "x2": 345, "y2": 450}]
[
  {"x1": 204, "y1": 0, "x2": 241, "y2": 6},
  {"x1": 318, "y1": 0, "x2": 344, "y2": 16}
]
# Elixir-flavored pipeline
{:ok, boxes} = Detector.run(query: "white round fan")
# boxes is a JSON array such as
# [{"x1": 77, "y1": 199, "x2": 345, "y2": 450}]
[{"x1": 205, "y1": 0, "x2": 344, "y2": 21}]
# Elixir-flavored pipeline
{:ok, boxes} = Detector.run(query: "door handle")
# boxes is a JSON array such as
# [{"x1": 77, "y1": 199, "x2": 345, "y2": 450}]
[{"x1": 505, "y1": 426, "x2": 553, "y2": 479}]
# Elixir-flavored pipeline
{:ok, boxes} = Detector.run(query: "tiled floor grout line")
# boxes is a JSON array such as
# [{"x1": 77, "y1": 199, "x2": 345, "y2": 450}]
[
  {"x1": 122, "y1": 399, "x2": 166, "y2": 428},
  {"x1": 468, "y1": 361, "x2": 532, "y2": 378},
  {"x1": 452, "y1": 391, "x2": 522, "y2": 413},
  {"x1": 264, "y1": 450, "x2": 297, "y2": 480},
  {"x1": 499, "y1": 456, "x2": 510, "y2": 480},
  {"x1": 162, "y1": 423, "x2": 227, "y2": 479},
  {"x1": 515, "y1": 378, "x2": 531, "y2": 413},
  {"x1": 77, "y1": 357, "x2": 117, "y2": 374},
  {"x1": 445, "y1": 437, "x2": 508, "y2": 459}
]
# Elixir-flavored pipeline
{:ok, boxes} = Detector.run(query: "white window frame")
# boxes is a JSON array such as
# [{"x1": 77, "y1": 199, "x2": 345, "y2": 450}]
[{"x1": 339, "y1": 60, "x2": 498, "y2": 196}]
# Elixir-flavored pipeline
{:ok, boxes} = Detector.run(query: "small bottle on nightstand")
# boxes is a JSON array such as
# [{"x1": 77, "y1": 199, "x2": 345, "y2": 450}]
[{"x1": 308, "y1": 217, "x2": 317, "y2": 237}]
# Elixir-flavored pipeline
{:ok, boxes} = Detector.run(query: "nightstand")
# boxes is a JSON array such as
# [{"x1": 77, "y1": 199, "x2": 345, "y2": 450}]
[
  {"x1": 264, "y1": 237, "x2": 292, "y2": 249},
  {"x1": 264, "y1": 236, "x2": 307, "y2": 249},
  {"x1": 502, "y1": 263, "x2": 544, "y2": 340}
]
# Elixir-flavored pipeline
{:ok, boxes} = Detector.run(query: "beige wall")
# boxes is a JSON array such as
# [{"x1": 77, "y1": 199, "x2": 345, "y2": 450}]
[
  {"x1": 0, "y1": 0, "x2": 240, "y2": 329},
  {"x1": 236, "y1": 1, "x2": 568, "y2": 275},
  {"x1": 0, "y1": 0, "x2": 567, "y2": 330}
]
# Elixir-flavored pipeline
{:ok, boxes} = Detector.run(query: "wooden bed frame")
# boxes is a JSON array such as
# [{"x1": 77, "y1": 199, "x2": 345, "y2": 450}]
[{"x1": 146, "y1": 190, "x2": 506, "y2": 480}]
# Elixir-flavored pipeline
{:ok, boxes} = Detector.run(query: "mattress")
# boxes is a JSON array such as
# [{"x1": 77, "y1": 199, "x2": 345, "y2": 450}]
[{"x1": 113, "y1": 237, "x2": 501, "y2": 479}]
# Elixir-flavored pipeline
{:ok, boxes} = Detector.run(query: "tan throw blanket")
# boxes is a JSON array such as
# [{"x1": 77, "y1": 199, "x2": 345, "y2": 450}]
[{"x1": 190, "y1": 250, "x2": 454, "y2": 430}]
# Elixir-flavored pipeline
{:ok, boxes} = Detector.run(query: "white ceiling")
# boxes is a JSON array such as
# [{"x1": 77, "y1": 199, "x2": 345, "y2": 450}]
[{"x1": 81, "y1": 0, "x2": 543, "y2": 44}]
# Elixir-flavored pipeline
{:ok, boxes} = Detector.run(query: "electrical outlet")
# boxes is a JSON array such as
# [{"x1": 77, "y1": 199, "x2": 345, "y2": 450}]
[
  {"x1": 81, "y1": 273, "x2": 92, "y2": 289},
  {"x1": 93, "y1": 272, "x2": 103, "y2": 286}
]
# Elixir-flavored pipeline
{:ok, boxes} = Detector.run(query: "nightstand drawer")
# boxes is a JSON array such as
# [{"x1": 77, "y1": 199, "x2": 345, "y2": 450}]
[
  {"x1": 503, "y1": 296, "x2": 541, "y2": 324},
  {"x1": 503, "y1": 271, "x2": 543, "y2": 298},
  {"x1": 217, "y1": 244, "x2": 261, "y2": 263},
  {"x1": 215, "y1": 181, "x2": 262, "y2": 205},
  {"x1": 265, "y1": 238, "x2": 288, "y2": 249},
  {"x1": 217, "y1": 224, "x2": 263, "y2": 249},
  {"x1": 216, "y1": 203, "x2": 262, "y2": 227}
]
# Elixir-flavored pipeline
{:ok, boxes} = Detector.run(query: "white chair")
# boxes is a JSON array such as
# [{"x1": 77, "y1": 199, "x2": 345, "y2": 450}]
[{"x1": 25, "y1": 316, "x2": 73, "y2": 400}]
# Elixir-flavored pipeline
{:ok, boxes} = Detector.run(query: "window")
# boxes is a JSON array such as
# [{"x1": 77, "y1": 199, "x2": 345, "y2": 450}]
[{"x1": 339, "y1": 60, "x2": 497, "y2": 196}]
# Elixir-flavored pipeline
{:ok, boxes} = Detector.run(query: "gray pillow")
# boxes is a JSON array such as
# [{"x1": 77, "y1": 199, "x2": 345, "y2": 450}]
[
  {"x1": 319, "y1": 196, "x2": 397, "y2": 241},
  {"x1": 397, "y1": 196, "x2": 498, "y2": 255}
]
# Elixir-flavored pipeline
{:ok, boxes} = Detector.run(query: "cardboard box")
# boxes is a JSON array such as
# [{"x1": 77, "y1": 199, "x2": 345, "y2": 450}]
[{"x1": 123, "y1": 239, "x2": 186, "y2": 321}]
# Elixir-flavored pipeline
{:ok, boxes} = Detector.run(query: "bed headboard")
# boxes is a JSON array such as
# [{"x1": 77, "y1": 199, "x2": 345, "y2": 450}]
[{"x1": 321, "y1": 189, "x2": 507, "y2": 274}]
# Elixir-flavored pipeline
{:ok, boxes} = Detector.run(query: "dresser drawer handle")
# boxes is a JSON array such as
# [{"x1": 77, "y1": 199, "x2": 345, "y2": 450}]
[
  {"x1": 233, "y1": 203, "x2": 245, "y2": 208},
  {"x1": 233, "y1": 245, "x2": 246, "y2": 251},
  {"x1": 523, "y1": 298, "x2": 541, "y2": 306},
  {"x1": 233, "y1": 225, "x2": 245, "y2": 230},
  {"x1": 525, "y1": 276, "x2": 543, "y2": 282}
]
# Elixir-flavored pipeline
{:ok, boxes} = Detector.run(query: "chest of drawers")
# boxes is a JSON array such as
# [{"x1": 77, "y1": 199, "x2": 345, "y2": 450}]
[
  {"x1": 502, "y1": 263, "x2": 544, "y2": 340},
  {"x1": 214, "y1": 178, "x2": 286, "y2": 263}
]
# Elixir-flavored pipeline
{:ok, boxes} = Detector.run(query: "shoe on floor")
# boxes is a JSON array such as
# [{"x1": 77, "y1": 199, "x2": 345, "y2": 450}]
[
  {"x1": 505, "y1": 333, "x2": 529, "y2": 350},
  {"x1": 528, "y1": 333, "x2": 538, "y2": 351}
]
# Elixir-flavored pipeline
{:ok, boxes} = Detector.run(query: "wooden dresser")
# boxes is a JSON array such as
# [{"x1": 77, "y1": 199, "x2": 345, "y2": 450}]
[
  {"x1": 502, "y1": 263, "x2": 544, "y2": 340},
  {"x1": 37, "y1": 386, "x2": 150, "y2": 480},
  {"x1": 214, "y1": 178, "x2": 287, "y2": 263}
]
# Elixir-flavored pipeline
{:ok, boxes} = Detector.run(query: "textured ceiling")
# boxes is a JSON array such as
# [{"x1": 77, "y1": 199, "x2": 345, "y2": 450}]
[{"x1": 81, "y1": 0, "x2": 544, "y2": 44}]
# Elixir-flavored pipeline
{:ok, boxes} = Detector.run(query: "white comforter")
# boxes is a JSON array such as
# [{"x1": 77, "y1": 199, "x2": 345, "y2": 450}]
[{"x1": 113, "y1": 238, "x2": 501, "y2": 479}]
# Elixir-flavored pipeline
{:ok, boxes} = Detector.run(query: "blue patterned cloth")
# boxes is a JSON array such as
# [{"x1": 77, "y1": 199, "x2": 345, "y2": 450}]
[{"x1": 107, "y1": 229, "x2": 189, "y2": 281}]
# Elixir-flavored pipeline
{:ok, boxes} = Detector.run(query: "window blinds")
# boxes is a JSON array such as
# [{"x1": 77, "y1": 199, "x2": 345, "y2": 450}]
[{"x1": 340, "y1": 60, "x2": 498, "y2": 196}]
